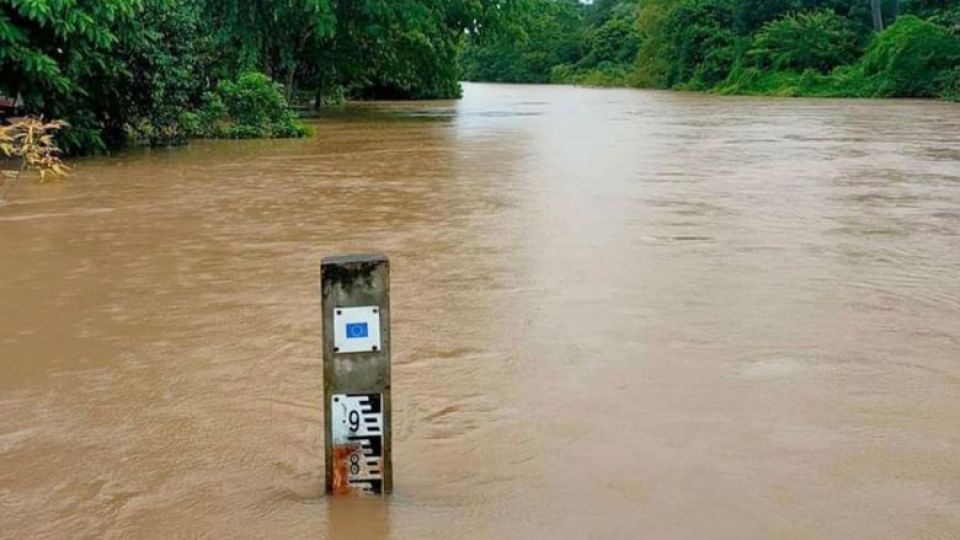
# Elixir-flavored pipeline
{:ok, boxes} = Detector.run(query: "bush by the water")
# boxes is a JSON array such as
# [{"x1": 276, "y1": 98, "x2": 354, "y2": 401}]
[
  {"x1": 939, "y1": 67, "x2": 960, "y2": 101},
  {"x1": 186, "y1": 73, "x2": 309, "y2": 140},
  {"x1": 860, "y1": 16, "x2": 960, "y2": 97},
  {"x1": 750, "y1": 10, "x2": 860, "y2": 74},
  {"x1": 550, "y1": 62, "x2": 634, "y2": 86}
]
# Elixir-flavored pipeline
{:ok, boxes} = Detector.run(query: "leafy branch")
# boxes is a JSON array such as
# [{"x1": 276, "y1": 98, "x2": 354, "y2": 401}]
[{"x1": 1, "y1": 117, "x2": 69, "y2": 203}]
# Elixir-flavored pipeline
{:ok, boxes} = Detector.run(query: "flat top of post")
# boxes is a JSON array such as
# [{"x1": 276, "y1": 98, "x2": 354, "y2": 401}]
[{"x1": 321, "y1": 253, "x2": 388, "y2": 267}]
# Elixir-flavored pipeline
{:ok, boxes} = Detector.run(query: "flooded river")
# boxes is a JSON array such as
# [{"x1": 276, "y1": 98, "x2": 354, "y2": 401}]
[{"x1": 2, "y1": 83, "x2": 959, "y2": 538}]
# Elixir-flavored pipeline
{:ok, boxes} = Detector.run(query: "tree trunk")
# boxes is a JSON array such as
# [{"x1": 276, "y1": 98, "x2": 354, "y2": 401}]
[
  {"x1": 284, "y1": 66, "x2": 296, "y2": 101},
  {"x1": 891, "y1": 0, "x2": 898, "y2": 23},
  {"x1": 263, "y1": 52, "x2": 273, "y2": 81},
  {"x1": 871, "y1": 0, "x2": 884, "y2": 32},
  {"x1": 314, "y1": 78, "x2": 325, "y2": 111}
]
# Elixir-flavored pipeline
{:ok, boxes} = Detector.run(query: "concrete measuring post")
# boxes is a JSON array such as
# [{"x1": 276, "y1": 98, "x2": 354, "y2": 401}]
[{"x1": 321, "y1": 254, "x2": 392, "y2": 495}]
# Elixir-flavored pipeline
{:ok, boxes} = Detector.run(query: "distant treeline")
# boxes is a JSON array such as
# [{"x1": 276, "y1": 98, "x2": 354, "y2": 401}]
[
  {"x1": 461, "y1": 0, "x2": 960, "y2": 101},
  {"x1": 0, "y1": 0, "x2": 519, "y2": 154}
]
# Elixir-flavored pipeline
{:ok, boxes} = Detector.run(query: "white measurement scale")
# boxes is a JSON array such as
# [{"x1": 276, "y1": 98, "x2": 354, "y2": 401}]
[{"x1": 331, "y1": 393, "x2": 384, "y2": 494}]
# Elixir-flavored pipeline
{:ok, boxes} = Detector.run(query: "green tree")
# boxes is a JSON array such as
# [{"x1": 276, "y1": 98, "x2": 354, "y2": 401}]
[
  {"x1": 118, "y1": 0, "x2": 214, "y2": 146},
  {"x1": 462, "y1": 0, "x2": 585, "y2": 83},
  {"x1": 750, "y1": 10, "x2": 860, "y2": 73},
  {"x1": 203, "y1": 0, "x2": 335, "y2": 96},
  {"x1": 303, "y1": 0, "x2": 527, "y2": 100},
  {"x1": 861, "y1": 14, "x2": 960, "y2": 96},
  {"x1": 0, "y1": 0, "x2": 140, "y2": 152},
  {"x1": 658, "y1": 0, "x2": 742, "y2": 89},
  {"x1": 904, "y1": 0, "x2": 960, "y2": 33},
  {"x1": 578, "y1": 13, "x2": 641, "y2": 67}
]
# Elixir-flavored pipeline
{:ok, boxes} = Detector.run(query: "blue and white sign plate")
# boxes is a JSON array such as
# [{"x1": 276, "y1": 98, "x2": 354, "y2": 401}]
[{"x1": 333, "y1": 306, "x2": 382, "y2": 353}]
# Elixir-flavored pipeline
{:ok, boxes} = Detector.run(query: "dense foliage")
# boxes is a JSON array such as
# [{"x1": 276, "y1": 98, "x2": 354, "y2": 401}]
[
  {"x1": 462, "y1": 0, "x2": 585, "y2": 83},
  {"x1": 0, "y1": 1, "x2": 140, "y2": 152},
  {"x1": 750, "y1": 10, "x2": 860, "y2": 74},
  {"x1": 461, "y1": 0, "x2": 960, "y2": 101},
  {"x1": 186, "y1": 73, "x2": 310, "y2": 139},
  {"x1": 861, "y1": 14, "x2": 960, "y2": 96},
  {"x1": 1, "y1": 0, "x2": 520, "y2": 153}
]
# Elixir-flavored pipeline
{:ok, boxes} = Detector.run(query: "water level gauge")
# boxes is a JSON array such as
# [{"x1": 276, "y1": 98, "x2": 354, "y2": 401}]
[{"x1": 331, "y1": 393, "x2": 384, "y2": 494}]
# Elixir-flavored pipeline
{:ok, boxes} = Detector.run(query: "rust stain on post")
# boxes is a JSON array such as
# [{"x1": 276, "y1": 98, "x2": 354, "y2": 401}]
[{"x1": 331, "y1": 443, "x2": 361, "y2": 494}]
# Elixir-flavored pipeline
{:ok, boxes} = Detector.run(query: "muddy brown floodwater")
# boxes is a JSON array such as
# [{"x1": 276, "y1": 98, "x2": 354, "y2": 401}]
[{"x1": 2, "y1": 83, "x2": 960, "y2": 539}]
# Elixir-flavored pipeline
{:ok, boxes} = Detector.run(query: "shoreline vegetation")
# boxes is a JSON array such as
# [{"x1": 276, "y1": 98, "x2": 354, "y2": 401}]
[
  {"x1": 2, "y1": 1, "x2": 957, "y2": 162},
  {"x1": 461, "y1": 0, "x2": 960, "y2": 103},
  {"x1": 0, "y1": 0, "x2": 519, "y2": 156}
]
